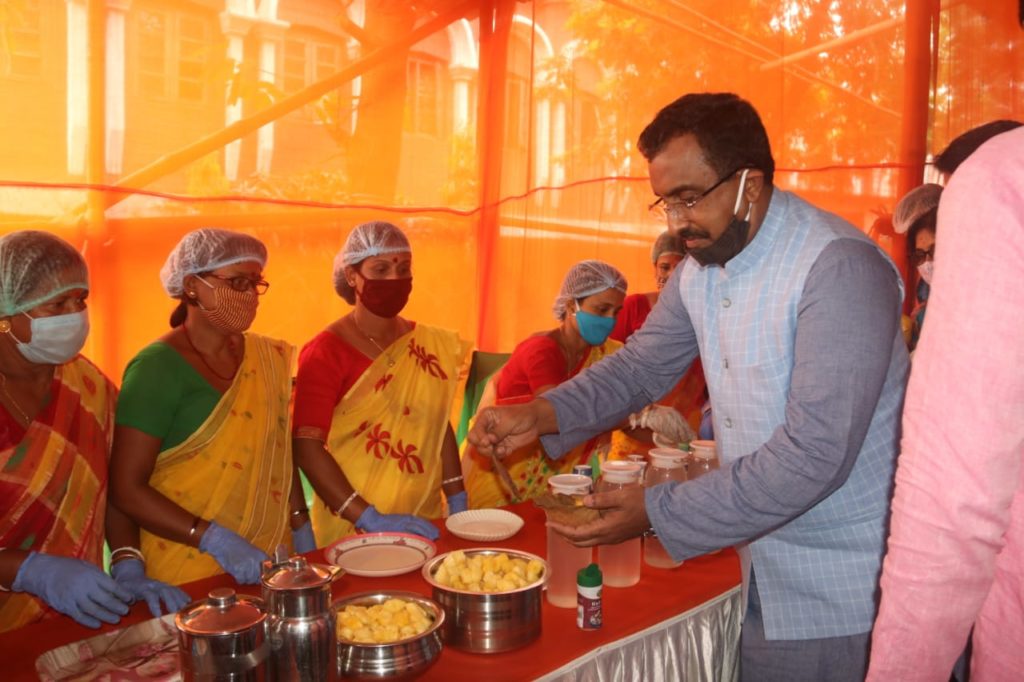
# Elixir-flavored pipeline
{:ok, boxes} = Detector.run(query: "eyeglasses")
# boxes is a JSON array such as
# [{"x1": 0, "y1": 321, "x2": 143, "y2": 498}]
[
  {"x1": 649, "y1": 166, "x2": 754, "y2": 222},
  {"x1": 206, "y1": 274, "x2": 270, "y2": 295},
  {"x1": 909, "y1": 246, "x2": 935, "y2": 266}
]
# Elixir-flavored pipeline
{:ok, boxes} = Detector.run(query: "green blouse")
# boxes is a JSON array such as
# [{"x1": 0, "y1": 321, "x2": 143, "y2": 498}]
[{"x1": 115, "y1": 341, "x2": 222, "y2": 452}]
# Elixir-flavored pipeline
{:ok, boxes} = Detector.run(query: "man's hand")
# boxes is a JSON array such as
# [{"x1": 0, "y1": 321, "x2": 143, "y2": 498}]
[
  {"x1": 467, "y1": 400, "x2": 556, "y2": 458},
  {"x1": 547, "y1": 486, "x2": 651, "y2": 547}
]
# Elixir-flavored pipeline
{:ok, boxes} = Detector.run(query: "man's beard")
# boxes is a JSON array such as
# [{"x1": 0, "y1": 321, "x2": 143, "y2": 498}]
[{"x1": 684, "y1": 216, "x2": 751, "y2": 267}]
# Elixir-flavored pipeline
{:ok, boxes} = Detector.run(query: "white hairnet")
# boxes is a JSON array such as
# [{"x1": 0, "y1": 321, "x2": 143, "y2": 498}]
[
  {"x1": 0, "y1": 231, "x2": 88, "y2": 316},
  {"x1": 333, "y1": 221, "x2": 411, "y2": 301},
  {"x1": 651, "y1": 230, "x2": 686, "y2": 263},
  {"x1": 893, "y1": 183, "x2": 943, "y2": 234},
  {"x1": 160, "y1": 228, "x2": 268, "y2": 297},
  {"x1": 552, "y1": 260, "x2": 628, "y2": 320}
]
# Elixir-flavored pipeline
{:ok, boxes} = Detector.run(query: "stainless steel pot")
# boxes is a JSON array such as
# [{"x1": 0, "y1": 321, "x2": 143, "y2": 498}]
[
  {"x1": 421, "y1": 548, "x2": 547, "y2": 653},
  {"x1": 332, "y1": 591, "x2": 444, "y2": 680},
  {"x1": 175, "y1": 587, "x2": 269, "y2": 681},
  {"x1": 261, "y1": 555, "x2": 344, "y2": 682}
]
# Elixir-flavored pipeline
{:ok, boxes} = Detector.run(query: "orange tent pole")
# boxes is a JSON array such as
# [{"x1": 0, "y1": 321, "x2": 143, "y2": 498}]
[
  {"x1": 897, "y1": 0, "x2": 940, "y2": 312},
  {"x1": 474, "y1": 0, "x2": 515, "y2": 352},
  {"x1": 83, "y1": 0, "x2": 119, "y2": 374}
]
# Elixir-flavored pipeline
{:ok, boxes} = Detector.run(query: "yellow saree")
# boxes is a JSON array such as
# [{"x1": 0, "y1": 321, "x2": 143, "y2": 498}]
[
  {"x1": 0, "y1": 357, "x2": 116, "y2": 633},
  {"x1": 463, "y1": 339, "x2": 623, "y2": 509},
  {"x1": 310, "y1": 325, "x2": 470, "y2": 545},
  {"x1": 141, "y1": 334, "x2": 294, "y2": 586}
]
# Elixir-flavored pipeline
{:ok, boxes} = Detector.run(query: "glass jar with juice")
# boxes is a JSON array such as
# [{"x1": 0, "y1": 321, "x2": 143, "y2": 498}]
[
  {"x1": 596, "y1": 461, "x2": 643, "y2": 587},
  {"x1": 643, "y1": 448, "x2": 688, "y2": 569},
  {"x1": 545, "y1": 473, "x2": 594, "y2": 608}
]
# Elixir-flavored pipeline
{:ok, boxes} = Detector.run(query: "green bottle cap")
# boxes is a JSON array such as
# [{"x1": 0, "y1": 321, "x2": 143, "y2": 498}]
[{"x1": 577, "y1": 563, "x2": 602, "y2": 587}]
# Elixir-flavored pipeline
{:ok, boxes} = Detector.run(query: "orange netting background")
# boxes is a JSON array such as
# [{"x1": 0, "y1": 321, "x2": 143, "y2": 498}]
[{"x1": 0, "y1": 0, "x2": 1020, "y2": 379}]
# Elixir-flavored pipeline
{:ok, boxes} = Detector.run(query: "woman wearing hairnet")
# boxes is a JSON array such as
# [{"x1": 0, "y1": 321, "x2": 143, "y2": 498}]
[
  {"x1": 462, "y1": 260, "x2": 628, "y2": 508},
  {"x1": 0, "y1": 231, "x2": 188, "y2": 632},
  {"x1": 893, "y1": 183, "x2": 942, "y2": 352},
  {"x1": 609, "y1": 230, "x2": 707, "y2": 443},
  {"x1": 110, "y1": 228, "x2": 309, "y2": 586},
  {"x1": 291, "y1": 222, "x2": 470, "y2": 545}
]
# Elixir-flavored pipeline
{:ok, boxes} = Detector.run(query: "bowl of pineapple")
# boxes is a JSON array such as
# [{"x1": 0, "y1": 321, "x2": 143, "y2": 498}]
[
  {"x1": 331, "y1": 591, "x2": 444, "y2": 679},
  {"x1": 420, "y1": 548, "x2": 547, "y2": 653}
]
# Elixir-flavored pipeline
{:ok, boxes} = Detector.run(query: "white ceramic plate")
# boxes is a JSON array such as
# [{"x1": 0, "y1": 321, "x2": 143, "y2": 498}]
[
  {"x1": 445, "y1": 509, "x2": 525, "y2": 542},
  {"x1": 325, "y1": 533, "x2": 437, "y2": 578}
]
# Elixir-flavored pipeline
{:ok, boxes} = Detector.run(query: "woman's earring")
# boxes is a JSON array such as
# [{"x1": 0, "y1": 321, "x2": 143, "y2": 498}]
[
  {"x1": 187, "y1": 291, "x2": 197, "y2": 299},
  {"x1": 0, "y1": 319, "x2": 9, "y2": 333}
]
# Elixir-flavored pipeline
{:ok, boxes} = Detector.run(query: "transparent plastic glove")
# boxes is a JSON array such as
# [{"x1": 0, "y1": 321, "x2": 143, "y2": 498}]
[
  {"x1": 447, "y1": 491, "x2": 469, "y2": 515},
  {"x1": 292, "y1": 520, "x2": 317, "y2": 554},
  {"x1": 198, "y1": 521, "x2": 269, "y2": 584},
  {"x1": 629, "y1": 404, "x2": 696, "y2": 446},
  {"x1": 111, "y1": 558, "x2": 191, "y2": 617},
  {"x1": 12, "y1": 552, "x2": 132, "y2": 629},
  {"x1": 355, "y1": 506, "x2": 440, "y2": 541}
]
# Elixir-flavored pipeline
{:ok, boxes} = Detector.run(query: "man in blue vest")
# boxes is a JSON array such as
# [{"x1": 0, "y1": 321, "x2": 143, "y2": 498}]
[{"x1": 468, "y1": 92, "x2": 909, "y2": 680}]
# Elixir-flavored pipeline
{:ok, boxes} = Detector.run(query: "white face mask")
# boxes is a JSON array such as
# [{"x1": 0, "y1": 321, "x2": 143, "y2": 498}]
[
  {"x1": 917, "y1": 261, "x2": 934, "y2": 286},
  {"x1": 12, "y1": 310, "x2": 90, "y2": 364}
]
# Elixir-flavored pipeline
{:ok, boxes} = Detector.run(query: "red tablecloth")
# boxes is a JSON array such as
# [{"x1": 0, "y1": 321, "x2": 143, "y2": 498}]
[{"x1": 0, "y1": 502, "x2": 740, "y2": 680}]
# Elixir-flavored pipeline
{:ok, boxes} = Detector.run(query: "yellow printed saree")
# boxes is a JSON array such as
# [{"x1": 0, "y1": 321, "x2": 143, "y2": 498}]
[
  {"x1": 310, "y1": 325, "x2": 469, "y2": 545},
  {"x1": 463, "y1": 338, "x2": 623, "y2": 509},
  {"x1": 0, "y1": 356, "x2": 116, "y2": 633},
  {"x1": 141, "y1": 334, "x2": 295, "y2": 586}
]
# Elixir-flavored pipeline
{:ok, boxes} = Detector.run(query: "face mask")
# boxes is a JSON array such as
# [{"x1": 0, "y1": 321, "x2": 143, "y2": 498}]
[
  {"x1": 197, "y1": 277, "x2": 258, "y2": 333},
  {"x1": 689, "y1": 169, "x2": 753, "y2": 268},
  {"x1": 356, "y1": 277, "x2": 412, "y2": 318},
  {"x1": 916, "y1": 261, "x2": 934, "y2": 286},
  {"x1": 11, "y1": 310, "x2": 90, "y2": 364},
  {"x1": 574, "y1": 307, "x2": 616, "y2": 346}
]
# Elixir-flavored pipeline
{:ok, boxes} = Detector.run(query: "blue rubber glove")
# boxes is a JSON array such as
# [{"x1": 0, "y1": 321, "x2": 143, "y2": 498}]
[
  {"x1": 198, "y1": 521, "x2": 269, "y2": 584},
  {"x1": 292, "y1": 520, "x2": 317, "y2": 554},
  {"x1": 355, "y1": 506, "x2": 440, "y2": 541},
  {"x1": 111, "y1": 558, "x2": 191, "y2": 617},
  {"x1": 447, "y1": 491, "x2": 469, "y2": 515},
  {"x1": 12, "y1": 552, "x2": 132, "y2": 629}
]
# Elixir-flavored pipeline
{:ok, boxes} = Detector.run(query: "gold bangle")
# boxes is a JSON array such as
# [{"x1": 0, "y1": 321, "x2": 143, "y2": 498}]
[
  {"x1": 441, "y1": 475, "x2": 463, "y2": 486},
  {"x1": 188, "y1": 516, "x2": 203, "y2": 543},
  {"x1": 335, "y1": 491, "x2": 360, "y2": 519},
  {"x1": 110, "y1": 546, "x2": 145, "y2": 563},
  {"x1": 291, "y1": 508, "x2": 310, "y2": 518}
]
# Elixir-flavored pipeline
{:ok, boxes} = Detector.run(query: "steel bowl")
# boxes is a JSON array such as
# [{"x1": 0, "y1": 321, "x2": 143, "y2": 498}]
[
  {"x1": 331, "y1": 591, "x2": 444, "y2": 681},
  {"x1": 421, "y1": 548, "x2": 547, "y2": 654}
]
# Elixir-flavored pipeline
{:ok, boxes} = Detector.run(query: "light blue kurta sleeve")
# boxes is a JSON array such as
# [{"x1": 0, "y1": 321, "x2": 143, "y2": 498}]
[{"x1": 538, "y1": 263, "x2": 701, "y2": 459}]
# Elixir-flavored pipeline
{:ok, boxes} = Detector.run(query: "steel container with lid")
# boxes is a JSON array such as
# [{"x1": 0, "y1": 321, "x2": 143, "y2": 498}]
[
  {"x1": 175, "y1": 587, "x2": 269, "y2": 681},
  {"x1": 261, "y1": 555, "x2": 343, "y2": 681}
]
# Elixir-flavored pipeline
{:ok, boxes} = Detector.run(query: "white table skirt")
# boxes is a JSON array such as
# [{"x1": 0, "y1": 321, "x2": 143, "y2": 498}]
[{"x1": 538, "y1": 586, "x2": 742, "y2": 682}]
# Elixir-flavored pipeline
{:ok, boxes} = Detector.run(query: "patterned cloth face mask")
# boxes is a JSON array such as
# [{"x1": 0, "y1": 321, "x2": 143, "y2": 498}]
[{"x1": 196, "y1": 277, "x2": 258, "y2": 333}]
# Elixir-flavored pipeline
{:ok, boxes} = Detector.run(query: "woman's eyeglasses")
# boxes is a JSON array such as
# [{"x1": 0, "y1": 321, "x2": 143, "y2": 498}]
[
  {"x1": 909, "y1": 246, "x2": 935, "y2": 266},
  {"x1": 206, "y1": 274, "x2": 270, "y2": 295}
]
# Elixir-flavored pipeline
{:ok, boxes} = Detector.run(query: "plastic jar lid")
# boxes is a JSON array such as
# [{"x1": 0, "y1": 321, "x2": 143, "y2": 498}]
[
  {"x1": 549, "y1": 473, "x2": 592, "y2": 495},
  {"x1": 690, "y1": 440, "x2": 717, "y2": 460},
  {"x1": 600, "y1": 460, "x2": 642, "y2": 483},
  {"x1": 647, "y1": 448, "x2": 686, "y2": 469}
]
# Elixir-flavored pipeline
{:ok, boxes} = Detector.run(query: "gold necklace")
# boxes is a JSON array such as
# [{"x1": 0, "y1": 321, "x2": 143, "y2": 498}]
[
  {"x1": 352, "y1": 317, "x2": 396, "y2": 368},
  {"x1": 0, "y1": 372, "x2": 32, "y2": 425}
]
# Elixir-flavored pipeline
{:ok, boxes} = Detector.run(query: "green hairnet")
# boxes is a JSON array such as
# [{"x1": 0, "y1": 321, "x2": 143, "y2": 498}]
[{"x1": 0, "y1": 231, "x2": 88, "y2": 316}]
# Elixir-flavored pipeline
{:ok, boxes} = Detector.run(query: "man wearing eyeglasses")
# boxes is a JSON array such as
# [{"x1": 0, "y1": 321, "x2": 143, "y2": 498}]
[{"x1": 468, "y1": 92, "x2": 909, "y2": 680}]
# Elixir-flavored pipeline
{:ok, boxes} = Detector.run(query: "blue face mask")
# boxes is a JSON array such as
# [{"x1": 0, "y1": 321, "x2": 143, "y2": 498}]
[
  {"x1": 13, "y1": 310, "x2": 90, "y2": 364},
  {"x1": 574, "y1": 307, "x2": 616, "y2": 346}
]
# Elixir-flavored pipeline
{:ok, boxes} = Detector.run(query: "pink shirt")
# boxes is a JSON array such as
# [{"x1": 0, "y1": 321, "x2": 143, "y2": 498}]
[{"x1": 868, "y1": 128, "x2": 1024, "y2": 680}]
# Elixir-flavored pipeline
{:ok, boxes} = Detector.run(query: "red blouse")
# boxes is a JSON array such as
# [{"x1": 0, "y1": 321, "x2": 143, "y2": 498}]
[
  {"x1": 292, "y1": 331, "x2": 373, "y2": 437},
  {"x1": 494, "y1": 334, "x2": 587, "y2": 401},
  {"x1": 610, "y1": 293, "x2": 653, "y2": 343}
]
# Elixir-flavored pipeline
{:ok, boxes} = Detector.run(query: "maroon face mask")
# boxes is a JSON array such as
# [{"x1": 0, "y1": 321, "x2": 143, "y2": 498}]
[{"x1": 356, "y1": 277, "x2": 413, "y2": 318}]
